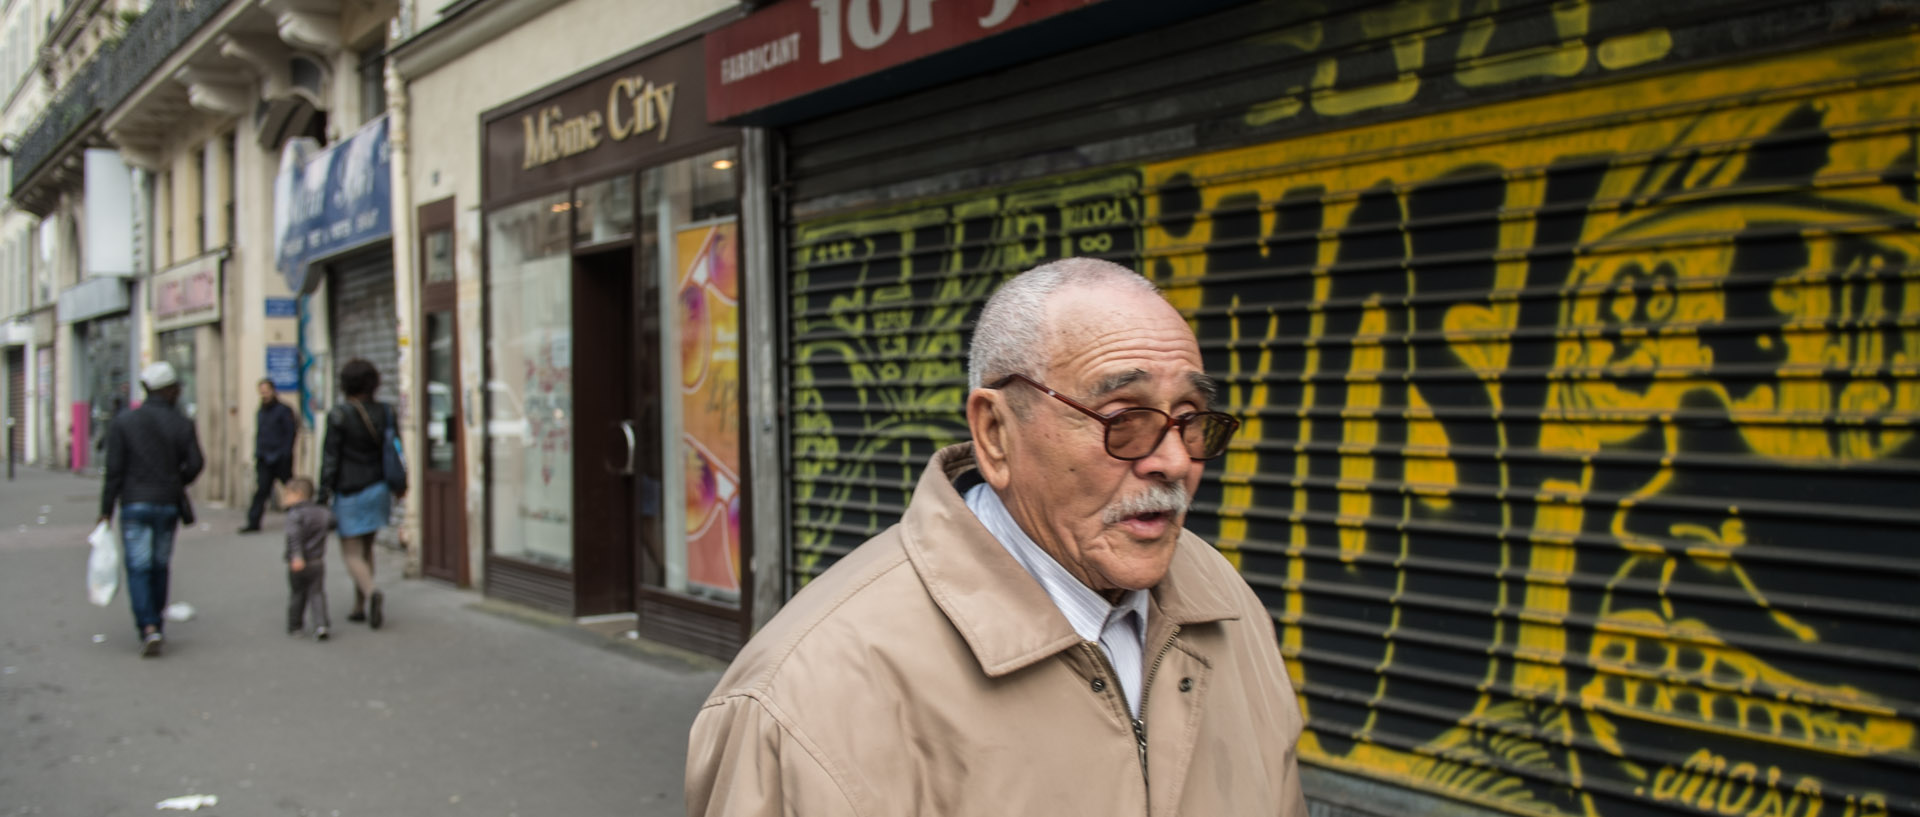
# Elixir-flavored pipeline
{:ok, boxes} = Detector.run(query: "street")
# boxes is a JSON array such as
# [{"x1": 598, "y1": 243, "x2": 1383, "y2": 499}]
[{"x1": 0, "y1": 467, "x2": 721, "y2": 817}]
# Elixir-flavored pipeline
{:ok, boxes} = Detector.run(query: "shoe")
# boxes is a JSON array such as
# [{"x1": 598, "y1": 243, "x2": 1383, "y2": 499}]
[
  {"x1": 141, "y1": 632, "x2": 164, "y2": 658},
  {"x1": 315, "y1": 627, "x2": 330, "y2": 641},
  {"x1": 347, "y1": 612, "x2": 367, "y2": 623},
  {"x1": 238, "y1": 526, "x2": 262, "y2": 534},
  {"x1": 368, "y1": 592, "x2": 384, "y2": 630},
  {"x1": 288, "y1": 629, "x2": 305, "y2": 638}
]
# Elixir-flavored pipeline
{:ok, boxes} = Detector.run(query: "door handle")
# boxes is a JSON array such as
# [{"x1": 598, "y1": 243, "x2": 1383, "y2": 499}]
[{"x1": 615, "y1": 420, "x2": 636, "y2": 476}]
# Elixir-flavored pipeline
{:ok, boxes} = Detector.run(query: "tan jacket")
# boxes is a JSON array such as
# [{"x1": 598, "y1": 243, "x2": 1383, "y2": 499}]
[{"x1": 687, "y1": 444, "x2": 1308, "y2": 816}]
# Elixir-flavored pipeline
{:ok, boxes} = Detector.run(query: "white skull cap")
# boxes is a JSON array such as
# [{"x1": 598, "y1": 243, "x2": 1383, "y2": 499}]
[{"x1": 140, "y1": 361, "x2": 179, "y2": 389}]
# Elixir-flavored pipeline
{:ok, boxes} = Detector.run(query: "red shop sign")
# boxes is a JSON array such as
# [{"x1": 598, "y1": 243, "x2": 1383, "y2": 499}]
[{"x1": 706, "y1": 0, "x2": 1106, "y2": 122}]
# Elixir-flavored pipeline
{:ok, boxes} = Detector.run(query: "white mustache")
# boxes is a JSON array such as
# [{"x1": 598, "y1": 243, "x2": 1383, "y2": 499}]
[{"x1": 1102, "y1": 481, "x2": 1191, "y2": 525}]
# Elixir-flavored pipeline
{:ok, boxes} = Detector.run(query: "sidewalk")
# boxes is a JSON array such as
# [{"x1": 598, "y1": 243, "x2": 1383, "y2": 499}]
[{"x1": 0, "y1": 467, "x2": 722, "y2": 817}]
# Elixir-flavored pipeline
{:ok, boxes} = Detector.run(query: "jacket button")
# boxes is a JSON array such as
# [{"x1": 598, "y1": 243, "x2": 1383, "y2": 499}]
[
  {"x1": 1091, "y1": 678, "x2": 1107, "y2": 693},
  {"x1": 1179, "y1": 678, "x2": 1193, "y2": 692}
]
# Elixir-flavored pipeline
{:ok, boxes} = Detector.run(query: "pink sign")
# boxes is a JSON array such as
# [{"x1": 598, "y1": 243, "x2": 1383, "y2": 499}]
[{"x1": 153, "y1": 255, "x2": 221, "y2": 331}]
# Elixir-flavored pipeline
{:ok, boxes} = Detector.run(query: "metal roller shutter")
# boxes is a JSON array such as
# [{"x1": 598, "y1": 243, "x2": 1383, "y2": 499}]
[
  {"x1": 782, "y1": 2, "x2": 1919, "y2": 816},
  {"x1": 328, "y1": 250, "x2": 402, "y2": 537},
  {"x1": 328, "y1": 251, "x2": 401, "y2": 405}
]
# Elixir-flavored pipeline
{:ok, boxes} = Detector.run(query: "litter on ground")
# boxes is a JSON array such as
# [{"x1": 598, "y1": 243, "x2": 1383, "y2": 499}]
[{"x1": 155, "y1": 794, "x2": 218, "y2": 811}]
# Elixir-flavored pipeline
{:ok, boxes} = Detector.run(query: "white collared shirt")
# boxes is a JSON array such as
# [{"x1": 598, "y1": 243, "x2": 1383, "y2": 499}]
[{"x1": 966, "y1": 483, "x2": 1151, "y2": 717}]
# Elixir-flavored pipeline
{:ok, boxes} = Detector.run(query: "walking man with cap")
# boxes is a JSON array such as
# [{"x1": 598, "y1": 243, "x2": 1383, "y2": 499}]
[
  {"x1": 240, "y1": 378, "x2": 299, "y2": 533},
  {"x1": 99, "y1": 361, "x2": 204, "y2": 657}
]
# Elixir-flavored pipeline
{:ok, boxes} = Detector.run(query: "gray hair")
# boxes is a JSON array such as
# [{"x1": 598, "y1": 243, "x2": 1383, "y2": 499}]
[{"x1": 967, "y1": 257, "x2": 1163, "y2": 392}]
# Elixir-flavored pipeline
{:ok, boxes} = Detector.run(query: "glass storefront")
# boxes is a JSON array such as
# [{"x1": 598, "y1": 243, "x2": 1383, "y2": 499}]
[
  {"x1": 642, "y1": 146, "x2": 742, "y2": 603},
  {"x1": 485, "y1": 193, "x2": 573, "y2": 568},
  {"x1": 78, "y1": 314, "x2": 131, "y2": 466}
]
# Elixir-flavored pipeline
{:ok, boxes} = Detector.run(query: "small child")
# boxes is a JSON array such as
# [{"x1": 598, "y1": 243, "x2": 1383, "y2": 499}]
[{"x1": 283, "y1": 477, "x2": 336, "y2": 639}]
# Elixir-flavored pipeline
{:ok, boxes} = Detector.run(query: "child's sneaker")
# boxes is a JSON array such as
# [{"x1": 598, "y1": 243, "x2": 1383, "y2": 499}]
[{"x1": 315, "y1": 627, "x2": 330, "y2": 641}]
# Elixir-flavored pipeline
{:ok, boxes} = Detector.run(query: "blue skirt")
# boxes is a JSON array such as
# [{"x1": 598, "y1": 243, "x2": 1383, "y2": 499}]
[{"x1": 335, "y1": 482, "x2": 391, "y2": 538}]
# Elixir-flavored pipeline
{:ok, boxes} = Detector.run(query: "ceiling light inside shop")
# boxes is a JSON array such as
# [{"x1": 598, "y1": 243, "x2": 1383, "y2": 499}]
[{"x1": 711, "y1": 159, "x2": 735, "y2": 170}]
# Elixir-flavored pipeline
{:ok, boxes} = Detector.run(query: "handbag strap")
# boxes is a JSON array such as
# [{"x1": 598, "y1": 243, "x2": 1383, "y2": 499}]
[{"x1": 348, "y1": 399, "x2": 381, "y2": 439}]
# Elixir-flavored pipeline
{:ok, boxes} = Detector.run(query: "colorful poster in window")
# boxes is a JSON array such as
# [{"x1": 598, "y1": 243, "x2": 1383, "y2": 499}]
[{"x1": 675, "y1": 220, "x2": 742, "y2": 596}]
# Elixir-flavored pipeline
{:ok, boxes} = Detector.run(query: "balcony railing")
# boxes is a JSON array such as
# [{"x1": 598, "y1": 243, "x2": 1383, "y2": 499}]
[{"x1": 9, "y1": 0, "x2": 239, "y2": 196}]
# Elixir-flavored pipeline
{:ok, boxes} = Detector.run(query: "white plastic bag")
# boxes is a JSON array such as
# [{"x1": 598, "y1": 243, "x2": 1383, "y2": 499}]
[{"x1": 86, "y1": 521, "x2": 119, "y2": 607}]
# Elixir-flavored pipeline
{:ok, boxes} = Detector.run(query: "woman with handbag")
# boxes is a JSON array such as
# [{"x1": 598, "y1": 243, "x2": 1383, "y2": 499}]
[{"x1": 318, "y1": 358, "x2": 406, "y2": 629}]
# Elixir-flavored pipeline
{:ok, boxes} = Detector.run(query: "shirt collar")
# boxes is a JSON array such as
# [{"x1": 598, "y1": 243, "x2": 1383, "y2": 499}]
[
  {"x1": 965, "y1": 483, "x2": 1149, "y2": 646},
  {"x1": 900, "y1": 444, "x2": 1242, "y2": 678}
]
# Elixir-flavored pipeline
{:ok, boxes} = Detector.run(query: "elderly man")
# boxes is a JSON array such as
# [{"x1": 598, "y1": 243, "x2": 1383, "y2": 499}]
[
  {"x1": 99, "y1": 361, "x2": 204, "y2": 658},
  {"x1": 686, "y1": 258, "x2": 1306, "y2": 815}
]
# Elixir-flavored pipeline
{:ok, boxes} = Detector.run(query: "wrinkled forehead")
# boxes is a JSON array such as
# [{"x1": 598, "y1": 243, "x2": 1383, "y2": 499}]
[{"x1": 1042, "y1": 284, "x2": 1205, "y2": 382}]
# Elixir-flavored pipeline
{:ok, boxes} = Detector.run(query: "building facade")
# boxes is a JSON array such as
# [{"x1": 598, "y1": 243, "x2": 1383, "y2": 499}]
[
  {"x1": 7, "y1": 0, "x2": 402, "y2": 524},
  {"x1": 390, "y1": 0, "x2": 779, "y2": 656}
]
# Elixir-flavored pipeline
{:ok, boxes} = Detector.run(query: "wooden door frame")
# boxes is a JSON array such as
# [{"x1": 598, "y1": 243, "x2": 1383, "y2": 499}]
[{"x1": 417, "y1": 197, "x2": 468, "y2": 586}]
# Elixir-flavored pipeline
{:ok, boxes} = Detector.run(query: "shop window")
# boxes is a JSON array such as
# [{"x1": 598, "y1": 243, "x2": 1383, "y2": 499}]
[
  {"x1": 641, "y1": 146, "x2": 742, "y2": 603},
  {"x1": 485, "y1": 193, "x2": 572, "y2": 568},
  {"x1": 573, "y1": 176, "x2": 634, "y2": 246}
]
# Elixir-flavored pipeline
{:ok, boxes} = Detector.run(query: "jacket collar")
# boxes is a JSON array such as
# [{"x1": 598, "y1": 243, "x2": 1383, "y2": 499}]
[{"x1": 901, "y1": 443, "x2": 1242, "y2": 678}]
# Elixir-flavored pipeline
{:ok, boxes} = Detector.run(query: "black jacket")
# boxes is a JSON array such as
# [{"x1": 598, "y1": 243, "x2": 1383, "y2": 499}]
[
  {"x1": 318, "y1": 399, "x2": 395, "y2": 502},
  {"x1": 256, "y1": 400, "x2": 298, "y2": 462},
  {"x1": 100, "y1": 398, "x2": 205, "y2": 518}
]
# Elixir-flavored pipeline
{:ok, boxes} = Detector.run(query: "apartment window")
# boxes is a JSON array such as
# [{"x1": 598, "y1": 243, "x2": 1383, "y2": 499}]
[
  {"x1": 194, "y1": 149, "x2": 206, "y2": 255},
  {"x1": 157, "y1": 171, "x2": 171, "y2": 265},
  {"x1": 223, "y1": 134, "x2": 236, "y2": 247},
  {"x1": 359, "y1": 51, "x2": 386, "y2": 122}
]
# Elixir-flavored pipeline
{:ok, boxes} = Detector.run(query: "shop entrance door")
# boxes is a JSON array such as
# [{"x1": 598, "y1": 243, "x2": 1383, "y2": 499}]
[
  {"x1": 571, "y1": 246, "x2": 644, "y2": 616},
  {"x1": 418, "y1": 205, "x2": 468, "y2": 585},
  {"x1": 420, "y1": 309, "x2": 464, "y2": 583}
]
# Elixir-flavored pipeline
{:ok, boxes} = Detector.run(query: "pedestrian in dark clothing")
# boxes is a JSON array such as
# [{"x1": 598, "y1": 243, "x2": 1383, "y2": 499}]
[
  {"x1": 242, "y1": 379, "x2": 300, "y2": 533},
  {"x1": 318, "y1": 358, "x2": 399, "y2": 629},
  {"x1": 98, "y1": 362, "x2": 204, "y2": 658},
  {"x1": 282, "y1": 477, "x2": 334, "y2": 639}
]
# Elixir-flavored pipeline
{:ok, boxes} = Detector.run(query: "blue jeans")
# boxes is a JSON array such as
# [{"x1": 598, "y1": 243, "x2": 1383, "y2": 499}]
[{"x1": 121, "y1": 503, "x2": 180, "y2": 636}]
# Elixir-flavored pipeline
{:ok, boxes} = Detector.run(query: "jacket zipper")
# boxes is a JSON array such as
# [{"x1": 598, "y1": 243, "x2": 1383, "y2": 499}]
[
  {"x1": 1135, "y1": 625, "x2": 1182, "y2": 801},
  {"x1": 1086, "y1": 626, "x2": 1183, "y2": 808}
]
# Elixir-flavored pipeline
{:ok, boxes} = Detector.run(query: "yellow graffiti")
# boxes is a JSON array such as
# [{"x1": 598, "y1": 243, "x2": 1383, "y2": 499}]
[
  {"x1": 790, "y1": 173, "x2": 1143, "y2": 580},
  {"x1": 1649, "y1": 749, "x2": 1890, "y2": 817},
  {"x1": 791, "y1": 21, "x2": 1919, "y2": 817},
  {"x1": 1144, "y1": 30, "x2": 1919, "y2": 817},
  {"x1": 1245, "y1": 0, "x2": 1672, "y2": 125},
  {"x1": 1584, "y1": 610, "x2": 1915, "y2": 757}
]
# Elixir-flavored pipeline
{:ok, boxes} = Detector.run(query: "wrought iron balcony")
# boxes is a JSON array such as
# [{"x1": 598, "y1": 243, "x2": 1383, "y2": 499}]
[{"x1": 8, "y1": 0, "x2": 239, "y2": 206}]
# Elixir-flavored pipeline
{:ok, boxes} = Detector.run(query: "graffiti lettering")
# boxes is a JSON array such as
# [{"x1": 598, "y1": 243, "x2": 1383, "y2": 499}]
[
  {"x1": 790, "y1": 29, "x2": 1920, "y2": 817},
  {"x1": 1246, "y1": 0, "x2": 1673, "y2": 126}
]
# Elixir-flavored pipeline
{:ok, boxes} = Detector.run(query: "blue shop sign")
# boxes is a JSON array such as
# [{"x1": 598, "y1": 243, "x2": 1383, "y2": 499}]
[
  {"x1": 265, "y1": 297, "x2": 297, "y2": 318},
  {"x1": 277, "y1": 115, "x2": 391, "y2": 292},
  {"x1": 266, "y1": 345, "x2": 300, "y2": 392}
]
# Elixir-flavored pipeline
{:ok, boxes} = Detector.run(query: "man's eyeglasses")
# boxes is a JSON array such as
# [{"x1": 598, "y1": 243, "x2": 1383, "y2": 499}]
[{"x1": 989, "y1": 373, "x2": 1240, "y2": 462}]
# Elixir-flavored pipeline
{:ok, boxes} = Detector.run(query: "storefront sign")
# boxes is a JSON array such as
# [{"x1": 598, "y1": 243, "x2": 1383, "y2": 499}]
[
  {"x1": 519, "y1": 75, "x2": 677, "y2": 169},
  {"x1": 277, "y1": 115, "x2": 392, "y2": 292},
  {"x1": 705, "y1": 0, "x2": 1109, "y2": 122},
  {"x1": 152, "y1": 253, "x2": 223, "y2": 332},
  {"x1": 485, "y1": 39, "x2": 724, "y2": 205},
  {"x1": 266, "y1": 345, "x2": 300, "y2": 392},
  {"x1": 265, "y1": 297, "x2": 298, "y2": 318}
]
